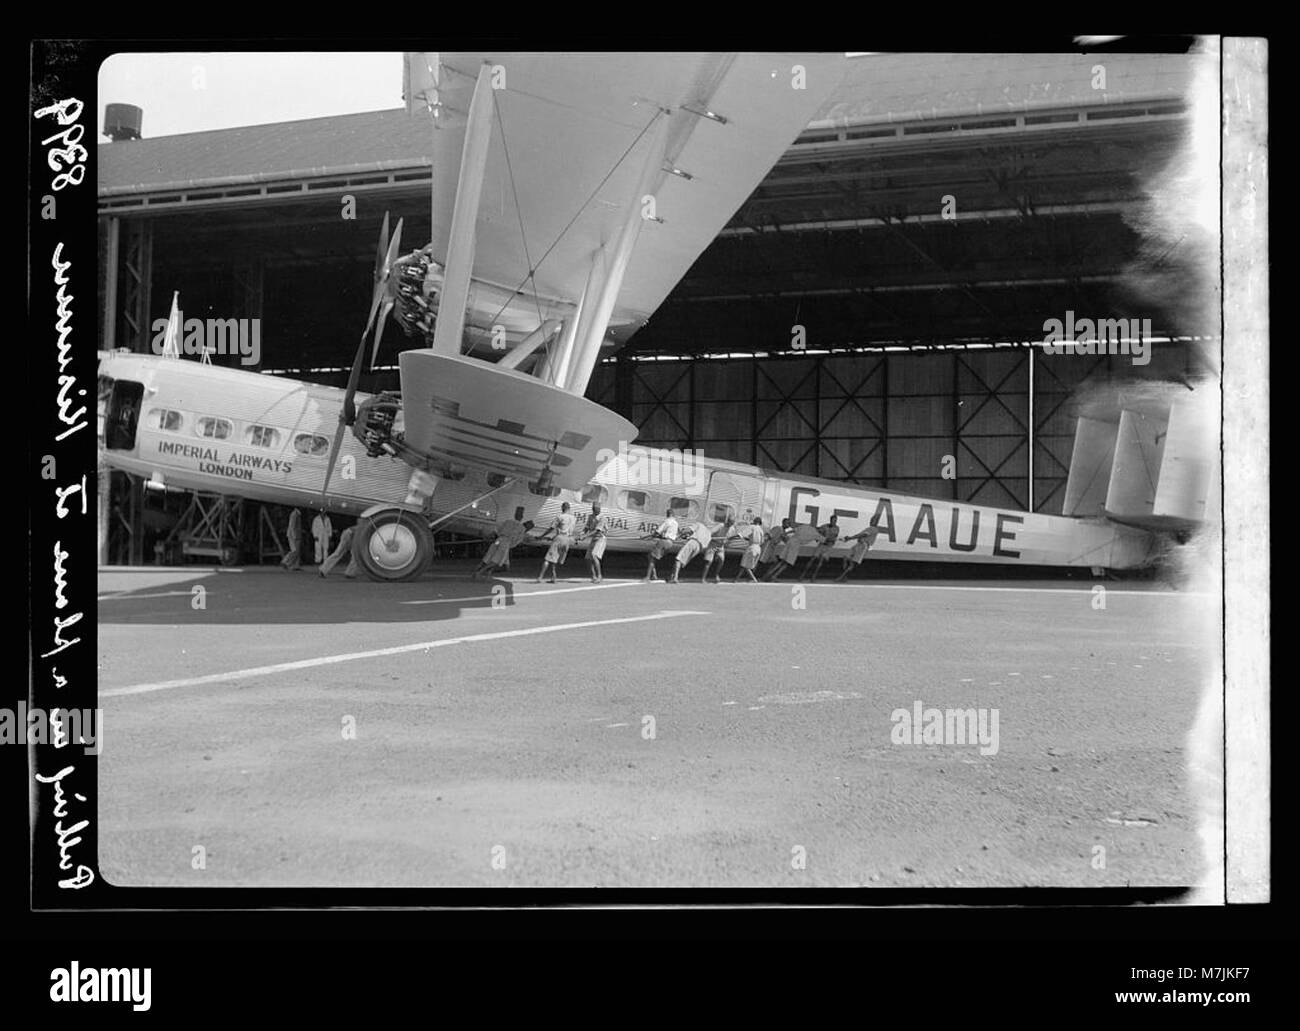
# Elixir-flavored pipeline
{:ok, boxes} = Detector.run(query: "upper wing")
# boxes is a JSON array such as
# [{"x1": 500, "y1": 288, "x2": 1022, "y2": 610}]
[{"x1": 407, "y1": 52, "x2": 847, "y2": 340}]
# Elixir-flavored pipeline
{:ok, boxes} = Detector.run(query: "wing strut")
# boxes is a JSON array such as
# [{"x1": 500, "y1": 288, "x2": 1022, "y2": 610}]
[
  {"x1": 563, "y1": 109, "x2": 673, "y2": 396},
  {"x1": 496, "y1": 319, "x2": 562, "y2": 371},
  {"x1": 430, "y1": 61, "x2": 496, "y2": 358},
  {"x1": 544, "y1": 255, "x2": 598, "y2": 387}
]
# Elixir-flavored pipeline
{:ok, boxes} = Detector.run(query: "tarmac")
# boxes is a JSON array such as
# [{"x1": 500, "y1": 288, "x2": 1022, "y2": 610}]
[{"x1": 96, "y1": 554, "x2": 1216, "y2": 888}]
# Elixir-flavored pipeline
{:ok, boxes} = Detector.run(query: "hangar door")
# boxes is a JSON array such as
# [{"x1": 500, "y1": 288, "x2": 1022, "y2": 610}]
[{"x1": 704, "y1": 470, "x2": 766, "y2": 526}]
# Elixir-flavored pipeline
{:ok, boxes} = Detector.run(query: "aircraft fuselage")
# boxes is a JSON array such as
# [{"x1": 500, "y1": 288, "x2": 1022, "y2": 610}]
[{"x1": 97, "y1": 353, "x2": 1158, "y2": 570}]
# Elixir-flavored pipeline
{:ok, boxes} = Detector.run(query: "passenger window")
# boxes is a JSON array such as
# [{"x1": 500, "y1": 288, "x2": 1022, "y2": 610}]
[
  {"x1": 246, "y1": 424, "x2": 281, "y2": 448},
  {"x1": 487, "y1": 472, "x2": 509, "y2": 488},
  {"x1": 710, "y1": 503, "x2": 735, "y2": 523},
  {"x1": 669, "y1": 497, "x2": 699, "y2": 521},
  {"x1": 148, "y1": 408, "x2": 184, "y2": 432},
  {"x1": 619, "y1": 489, "x2": 648, "y2": 513},
  {"x1": 196, "y1": 416, "x2": 232, "y2": 440},
  {"x1": 293, "y1": 433, "x2": 330, "y2": 457},
  {"x1": 581, "y1": 483, "x2": 608, "y2": 505}
]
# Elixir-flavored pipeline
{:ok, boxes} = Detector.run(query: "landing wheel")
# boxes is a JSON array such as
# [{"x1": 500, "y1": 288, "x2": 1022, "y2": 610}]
[{"x1": 352, "y1": 508, "x2": 433, "y2": 582}]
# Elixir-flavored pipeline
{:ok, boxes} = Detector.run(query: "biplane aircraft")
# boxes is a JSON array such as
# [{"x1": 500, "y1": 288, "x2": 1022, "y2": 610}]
[{"x1": 97, "y1": 52, "x2": 1210, "y2": 580}]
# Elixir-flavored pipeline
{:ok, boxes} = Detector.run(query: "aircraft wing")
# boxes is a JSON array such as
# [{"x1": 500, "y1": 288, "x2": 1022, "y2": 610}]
[
  {"x1": 407, "y1": 52, "x2": 847, "y2": 341},
  {"x1": 398, "y1": 350, "x2": 636, "y2": 491}
]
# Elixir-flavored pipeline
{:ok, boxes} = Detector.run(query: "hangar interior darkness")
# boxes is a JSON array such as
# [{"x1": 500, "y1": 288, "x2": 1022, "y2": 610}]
[{"x1": 97, "y1": 52, "x2": 1209, "y2": 564}]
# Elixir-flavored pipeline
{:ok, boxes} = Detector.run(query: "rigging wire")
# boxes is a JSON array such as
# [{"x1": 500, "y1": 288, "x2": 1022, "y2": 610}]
[{"x1": 480, "y1": 107, "x2": 667, "y2": 336}]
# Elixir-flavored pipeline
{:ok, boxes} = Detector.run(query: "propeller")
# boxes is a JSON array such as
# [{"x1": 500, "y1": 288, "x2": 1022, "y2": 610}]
[
  {"x1": 369, "y1": 217, "x2": 404, "y2": 370},
  {"x1": 320, "y1": 213, "x2": 405, "y2": 506}
]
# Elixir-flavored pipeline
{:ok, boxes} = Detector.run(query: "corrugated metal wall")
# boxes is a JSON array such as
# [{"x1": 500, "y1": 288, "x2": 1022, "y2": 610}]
[{"x1": 591, "y1": 344, "x2": 1195, "y2": 515}]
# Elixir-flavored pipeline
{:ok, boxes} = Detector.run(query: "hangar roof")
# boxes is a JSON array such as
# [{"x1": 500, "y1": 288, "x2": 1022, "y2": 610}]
[
  {"x1": 812, "y1": 52, "x2": 1190, "y2": 126},
  {"x1": 98, "y1": 51, "x2": 1208, "y2": 367},
  {"x1": 98, "y1": 53, "x2": 1191, "y2": 196},
  {"x1": 99, "y1": 107, "x2": 430, "y2": 195}
]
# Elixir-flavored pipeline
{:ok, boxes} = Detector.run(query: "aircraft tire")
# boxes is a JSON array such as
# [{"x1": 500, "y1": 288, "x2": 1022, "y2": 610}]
[{"x1": 352, "y1": 508, "x2": 433, "y2": 582}]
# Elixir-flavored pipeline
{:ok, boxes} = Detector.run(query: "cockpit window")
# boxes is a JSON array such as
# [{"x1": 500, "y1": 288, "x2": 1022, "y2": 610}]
[
  {"x1": 196, "y1": 416, "x2": 232, "y2": 440},
  {"x1": 103, "y1": 379, "x2": 143, "y2": 451},
  {"x1": 97, "y1": 375, "x2": 114, "y2": 444}
]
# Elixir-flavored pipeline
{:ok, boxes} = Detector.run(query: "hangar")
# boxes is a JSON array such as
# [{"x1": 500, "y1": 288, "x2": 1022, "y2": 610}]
[
  {"x1": 88, "y1": 48, "x2": 1235, "y2": 895},
  {"x1": 97, "y1": 51, "x2": 1205, "y2": 565}
]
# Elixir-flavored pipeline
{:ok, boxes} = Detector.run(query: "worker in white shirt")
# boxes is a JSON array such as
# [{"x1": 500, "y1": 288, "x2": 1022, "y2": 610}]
[
  {"x1": 835, "y1": 525, "x2": 882, "y2": 582},
  {"x1": 762, "y1": 521, "x2": 824, "y2": 581},
  {"x1": 732, "y1": 517, "x2": 767, "y2": 583},
  {"x1": 801, "y1": 514, "x2": 841, "y2": 581},
  {"x1": 700, "y1": 516, "x2": 737, "y2": 584},
  {"x1": 581, "y1": 504, "x2": 610, "y2": 583},
  {"x1": 311, "y1": 510, "x2": 333, "y2": 565},
  {"x1": 319, "y1": 522, "x2": 360, "y2": 578},
  {"x1": 472, "y1": 506, "x2": 531, "y2": 579},
  {"x1": 536, "y1": 501, "x2": 577, "y2": 583},
  {"x1": 280, "y1": 507, "x2": 303, "y2": 570},
  {"x1": 642, "y1": 507, "x2": 679, "y2": 582},
  {"x1": 758, "y1": 517, "x2": 792, "y2": 571},
  {"x1": 667, "y1": 520, "x2": 713, "y2": 584}
]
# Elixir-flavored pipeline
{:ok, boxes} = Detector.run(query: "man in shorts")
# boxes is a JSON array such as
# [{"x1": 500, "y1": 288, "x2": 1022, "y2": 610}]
[
  {"x1": 835, "y1": 525, "x2": 882, "y2": 582},
  {"x1": 700, "y1": 516, "x2": 737, "y2": 583},
  {"x1": 581, "y1": 503, "x2": 610, "y2": 583},
  {"x1": 801, "y1": 514, "x2": 841, "y2": 581},
  {"x1": 643, "y1": 507, "x2": 679, "y2": 582},
  {"x1": 472, "y1": 506, "x2": 531, "y2": 579},
  {"x1": 667, "y1": 519, "x2": 713, "y2": 584},
  {"x1": 762, "y1": 521, "x2": 824, "y2": 581},
  {"x1": 758, "y1": 517, "x2": 792, "y2": 572},
  {"x1": 536, "y1": 501, "x2": 577, "y2": 583},
  {"x1": 733, "y1": 517, "x2": 766, "y2": 583}
]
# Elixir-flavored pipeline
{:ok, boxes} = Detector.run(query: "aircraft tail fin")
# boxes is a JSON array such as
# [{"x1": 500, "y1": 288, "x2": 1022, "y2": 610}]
[
  {"x1": 1062, "y1": 397, "x2": 1214, "y2": 531},
  {"x1": 161, "y1": 291, "x2": 181, "y2": 359}
]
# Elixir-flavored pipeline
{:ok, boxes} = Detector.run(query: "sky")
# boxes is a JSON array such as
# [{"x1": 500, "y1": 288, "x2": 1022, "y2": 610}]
[{"x1": 97, "y1": 52, "x2": 405, "y2": 140}]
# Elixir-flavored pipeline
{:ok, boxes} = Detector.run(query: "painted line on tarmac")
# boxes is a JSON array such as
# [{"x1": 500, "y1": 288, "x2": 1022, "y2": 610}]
[
  {"x1": 98, "y1": 566, "x2": 238, "y2": 574},
  {"x1": 751, "y1": 582, "x2": 1208, "y2": 597},
  {"x1": 102, "y1": 609, "x2": 710, "y2": 698},
  {"x1": 99, "y1": 590, "x2": 197, "y2": 601},
  {"x1": 400, "y1": 580, "x2": 649, "y2": 606}
]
